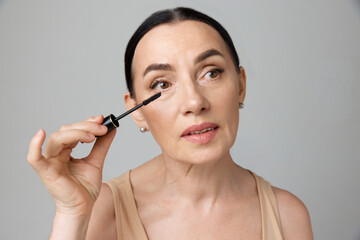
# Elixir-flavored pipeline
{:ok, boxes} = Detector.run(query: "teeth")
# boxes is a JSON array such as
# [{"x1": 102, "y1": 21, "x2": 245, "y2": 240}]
[{"x1": 188, "y1": 128, "x2": 215, "y2": 135}]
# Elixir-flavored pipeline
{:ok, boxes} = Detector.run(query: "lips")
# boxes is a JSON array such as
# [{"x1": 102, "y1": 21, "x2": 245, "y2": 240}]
[
  {"x1": 181, "y1": 122, "x2": 219, "y2": 136},
  {"x1": 181, "y1": 122, "x2": 219, "y2": 144}
]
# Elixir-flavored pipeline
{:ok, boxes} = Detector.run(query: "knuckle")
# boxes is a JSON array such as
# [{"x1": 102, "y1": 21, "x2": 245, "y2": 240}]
[
  {"x1": 41, "y1": 169, "x2": 59, "y2": 182},
  {"x1": 26, "y1": 153, "x2": 38, "y2": 167},
  {"x1": 27, "y1": 145, "x2": 35, "y2": 163},
  {"x1": 49, "y1": 132, "x2": 57, "y2": 140},
  {"x1": 49, "y1": 132, "x2": 62, "y2": 144},
  {"x1": 26, "y1": 154, "x2": 33, "y2": 164},
  {"x1": 59, "y1": 124, "x2": 69, "y2": 131}
]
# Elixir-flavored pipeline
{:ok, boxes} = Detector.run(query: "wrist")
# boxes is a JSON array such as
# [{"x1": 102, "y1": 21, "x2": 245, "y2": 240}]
[{"x1": 49, "y1": 211, "x2": 92, "y2": 240}]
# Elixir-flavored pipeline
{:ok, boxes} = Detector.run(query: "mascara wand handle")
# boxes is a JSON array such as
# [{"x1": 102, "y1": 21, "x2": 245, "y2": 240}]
[
  {"x1": 100, "y1": 92, "x2": 161, "y2": 136},
  {"x1": 102, "y1": 114, "x2": 119, "y2": 134}
]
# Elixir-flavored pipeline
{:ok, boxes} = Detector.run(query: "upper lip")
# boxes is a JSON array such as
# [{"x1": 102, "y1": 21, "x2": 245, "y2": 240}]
[{"x1": 181, "y1": 122, "x2": 219, "y2": 137}]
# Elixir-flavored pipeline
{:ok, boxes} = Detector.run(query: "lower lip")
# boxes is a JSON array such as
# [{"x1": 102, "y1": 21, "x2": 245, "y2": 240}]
[{"x1": 182, "y1": 128, "x2": 219, "y2": 144}]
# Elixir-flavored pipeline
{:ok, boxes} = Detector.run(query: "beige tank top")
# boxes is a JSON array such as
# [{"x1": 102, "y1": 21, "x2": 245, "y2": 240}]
[{"x1": 104, "y1": 170, "x2": 283, "y2": 240}]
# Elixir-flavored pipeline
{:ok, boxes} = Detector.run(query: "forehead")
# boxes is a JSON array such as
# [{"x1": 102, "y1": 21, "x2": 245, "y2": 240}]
[{"x1": 132, "y1": 20, "x2": 230, "y2": 73}]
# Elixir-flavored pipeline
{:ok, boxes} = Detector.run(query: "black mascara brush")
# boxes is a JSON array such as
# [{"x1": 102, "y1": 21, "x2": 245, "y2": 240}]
[{"x1": 101, "y1": 92, "x2": 161, "y2": 134}]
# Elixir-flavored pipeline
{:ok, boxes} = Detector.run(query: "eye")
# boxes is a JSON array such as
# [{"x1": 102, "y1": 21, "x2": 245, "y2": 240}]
[
  {"x1": 204, "y1": 68, "x2": 224, "y2": 80},
  {"x1": 150, "y1": 79, "x2": 172, "y2": 91}
]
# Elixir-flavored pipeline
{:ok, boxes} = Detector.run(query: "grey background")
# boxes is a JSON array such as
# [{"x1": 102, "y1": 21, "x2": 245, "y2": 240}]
[{"x1": 1, "y1": 0, "x2": 359, "y2": 239}]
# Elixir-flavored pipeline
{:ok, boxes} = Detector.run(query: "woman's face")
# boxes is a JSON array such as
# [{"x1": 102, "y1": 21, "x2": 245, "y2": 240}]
[{"x1": 125, "y1": 20, "x2": 246, "y2": 164}]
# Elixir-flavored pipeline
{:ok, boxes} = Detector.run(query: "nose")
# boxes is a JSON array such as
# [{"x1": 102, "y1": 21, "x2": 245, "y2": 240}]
[{"x1": 179, "y1": 81, "x2": 210, "y2": 116}]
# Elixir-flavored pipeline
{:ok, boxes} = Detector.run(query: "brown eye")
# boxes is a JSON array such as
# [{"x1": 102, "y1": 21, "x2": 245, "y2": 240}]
[
  {"x1": 158, "y1": 82, "x2": 170, "y2": 89},
  {"x1": 150, "y1": 80, "x2": 172, "y2": 90},
  {"x1": 209, "y1": 71, "x2": 219, "y2": 78},
  {"x1": 204, "y1": 68, "x2": 224, "y2": 80}
]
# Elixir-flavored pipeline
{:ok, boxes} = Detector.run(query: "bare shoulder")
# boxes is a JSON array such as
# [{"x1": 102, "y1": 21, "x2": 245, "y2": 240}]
[
  {"x1": 272, "y1": 187, "x2": 313, "y2": 240},
  {"x1": 86, "y1": 183, "x2": 117, "y2": 240}
]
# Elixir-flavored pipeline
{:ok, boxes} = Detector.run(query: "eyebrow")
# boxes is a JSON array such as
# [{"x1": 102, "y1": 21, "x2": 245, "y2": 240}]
[
  {"x1": 142, "y1": 48, "x2": 223, "y2": 77},
  {"x1": 143, "y1": 63, "x2": 173, "y2": 77},
  {"x1": 194, "y1": 48, "x2": 223, "y2": 64}
]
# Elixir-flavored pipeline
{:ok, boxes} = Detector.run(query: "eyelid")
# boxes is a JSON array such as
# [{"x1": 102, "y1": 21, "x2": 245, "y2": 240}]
[
  {"x1": 148, "y1": 73, "x2": 166, "y2": 87},
  {"x1": 198, "y1": 63, "x2": 223, "y2": 73},
  {"x1": 202, "y1": 67, "x2": 224, "y2": 79},
  {"x1": 211, "y1": 67, "x2": 224, "y2": 73},
  {"x1": 149, "y1": 78, "x2": 171, "y2": 90}
]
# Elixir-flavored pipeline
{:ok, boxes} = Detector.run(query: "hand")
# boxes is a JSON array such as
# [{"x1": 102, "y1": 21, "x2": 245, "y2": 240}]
[{"x1": 27, "y1": 115, "x2": 116, "y2": 216}]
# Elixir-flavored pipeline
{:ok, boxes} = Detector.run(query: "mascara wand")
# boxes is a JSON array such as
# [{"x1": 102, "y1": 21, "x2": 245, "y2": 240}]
[{"x1": 101, "y1": 92, "x2": 161, "y2": 134}]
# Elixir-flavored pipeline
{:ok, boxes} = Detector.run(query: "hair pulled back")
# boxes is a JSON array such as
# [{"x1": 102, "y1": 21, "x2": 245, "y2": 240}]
[{"x1": 124, "y1": 7, "x2": 240, "y2": 97}]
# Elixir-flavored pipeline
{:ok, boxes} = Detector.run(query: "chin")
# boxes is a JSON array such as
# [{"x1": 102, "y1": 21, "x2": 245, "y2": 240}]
[
  {"x1": 160, "y1": 133, "x2": 236, "y2": 165},
  {"x1": 178, "y1": 145, "x2": 231, "y2": 165}
]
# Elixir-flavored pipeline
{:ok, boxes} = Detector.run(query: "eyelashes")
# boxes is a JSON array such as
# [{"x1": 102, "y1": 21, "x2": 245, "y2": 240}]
[
  {"x1": 149, "y1": 67, "x2": 225, "y2": 91},
  {"x1": 204, "y1": 68, "x2": 224, "y2": 80},
  {"x1": 149, "y1": 79, "x2": 171, "y2": 90}
]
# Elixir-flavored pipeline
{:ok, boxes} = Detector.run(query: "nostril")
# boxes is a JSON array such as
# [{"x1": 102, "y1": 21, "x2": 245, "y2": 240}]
[
  {"x1": 180, "y1": 88, "x2": 210, "y2": 115},
  {"x1": 183, "y1": 102, "x2": 209, "y2": 116}
]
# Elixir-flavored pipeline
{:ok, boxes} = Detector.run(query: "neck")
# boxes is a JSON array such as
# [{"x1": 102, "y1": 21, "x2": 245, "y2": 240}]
[{"x1": 155, "y1": 152, "x2": 244, "y2": 207}]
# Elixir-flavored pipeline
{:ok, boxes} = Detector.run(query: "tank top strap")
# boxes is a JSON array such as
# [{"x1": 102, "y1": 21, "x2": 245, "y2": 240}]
[
  {"x1": 104, "y1": 170, "x2": 148, "y2": 240},
  {"x1": 250, "y1": 171, "x2": 283, "y2": 240}
]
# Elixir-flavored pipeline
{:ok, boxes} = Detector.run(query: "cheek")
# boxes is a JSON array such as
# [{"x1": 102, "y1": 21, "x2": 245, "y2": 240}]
[
  {"x1": 143, "y1": 103, "x2": 170, "y2": 128},
  {"x1": 210, "y1": 80, "x2": 240, "y2": 137},
  {"x1": 210, "y1": 78, "x2": 240, "y2": 112},
  {"x1": 141, "y1": 100, "x2": 179, "y2": 144}
]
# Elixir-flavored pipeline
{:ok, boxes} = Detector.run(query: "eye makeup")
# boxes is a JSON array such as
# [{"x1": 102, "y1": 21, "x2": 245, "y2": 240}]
[
  {"x1": 203, "y1": 68, "x2": 224, "y2": 79},
  {"x1": 150, "y1": 79, "x2": 171, "y2": 90}
]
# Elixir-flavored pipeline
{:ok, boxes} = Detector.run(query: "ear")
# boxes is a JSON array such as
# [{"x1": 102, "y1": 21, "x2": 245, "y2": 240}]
[
  {"x1": 124, "y1": 92, "x2": 147, "y2": 128},
  {"x1": 238, "y1": 66, "x2": 247, "y2": 104}
]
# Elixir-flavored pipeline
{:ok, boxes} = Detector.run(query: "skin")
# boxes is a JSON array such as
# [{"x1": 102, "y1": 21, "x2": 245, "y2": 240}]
[
  {"x1": 27, "y1": 116, "x2": 116, "y2": 239},
  {"x1": 27, "y1": 20, "x2": 313, "y2": 240}
]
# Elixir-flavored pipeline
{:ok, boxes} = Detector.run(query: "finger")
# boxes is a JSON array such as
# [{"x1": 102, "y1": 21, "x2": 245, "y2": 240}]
[
  {"x1": 27, "y1": 129, "x2": 47, "y2": 171},
  {"x1": 44, "y1": 129, "x2": 95, "y2": 159},
  {"x1": 85, "y1": 115, "x2": 104, "y2": 123},
  {"x1": 55, "y1": 147, "x2": 73, "y2": 162},
  {"x1": 59, "y1": 121, "x2": 108, "y2": 136},
  {"x1": 86, "y1": 128, "x2": 117, "y2": 169}
]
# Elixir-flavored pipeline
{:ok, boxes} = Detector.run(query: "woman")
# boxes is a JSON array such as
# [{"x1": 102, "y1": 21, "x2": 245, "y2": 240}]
[{"x1": 27, "y1": 7, "x2": 313, "y2": 240}]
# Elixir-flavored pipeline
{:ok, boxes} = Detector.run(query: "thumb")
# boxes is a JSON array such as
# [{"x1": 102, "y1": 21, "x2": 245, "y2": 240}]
[
  {"x1": 86, "y1": 129, "x2": 116, "y2": 169},
  {"x1": 27, "y1": 129, "x2": 48, "y2": 171}
]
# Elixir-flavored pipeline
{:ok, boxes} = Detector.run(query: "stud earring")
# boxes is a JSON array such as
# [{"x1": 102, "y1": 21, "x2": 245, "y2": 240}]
[
  {"x1": 140, "y1": 127, "x2": 147, "y2": 133},
  {"x1": 239, "y1": 103, "x2": 244, "y2": 109}
]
